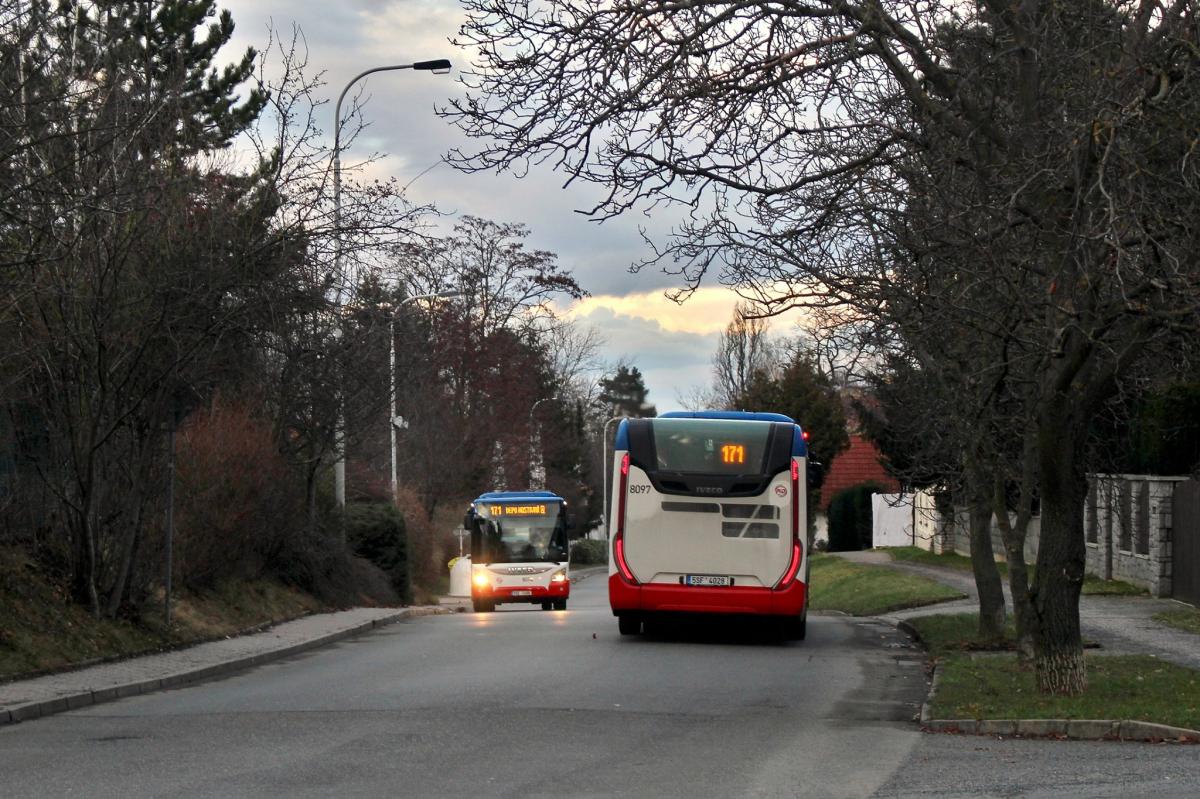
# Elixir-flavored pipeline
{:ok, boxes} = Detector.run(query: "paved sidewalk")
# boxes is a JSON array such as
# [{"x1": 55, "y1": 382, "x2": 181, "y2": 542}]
[
  {"x1": 835, "y1": 550, "x2": 1200, "y2": 670},
  {"x1": 0, "y1": 605, "x2": 447, "y2": 726}
]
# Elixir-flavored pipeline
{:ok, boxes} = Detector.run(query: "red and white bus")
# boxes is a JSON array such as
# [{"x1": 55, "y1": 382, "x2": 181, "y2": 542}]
[
  {"x1": 607, "y1": 412, "x2": 810, "y2": 637},
  {"x1": 465, "y1": 491, "x2": 571, "y2": 613}
]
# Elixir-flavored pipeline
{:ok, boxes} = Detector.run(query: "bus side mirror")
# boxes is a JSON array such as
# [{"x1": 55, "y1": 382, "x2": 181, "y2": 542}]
[
  {"x1": 463, "y1": 511, "x2": 474, "y2": 531},
  {"x1": 807, "y1": 461, "x2": 824, "y2": 490}
]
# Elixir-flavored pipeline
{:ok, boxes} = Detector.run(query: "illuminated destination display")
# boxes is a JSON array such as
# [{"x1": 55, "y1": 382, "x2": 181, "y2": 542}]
[
  {"x1": 720, "y1": 444, "x2": 746, "y2": 465},
  {"x1": 490, "y1": 504, "x2": 548, "y2": 517}
]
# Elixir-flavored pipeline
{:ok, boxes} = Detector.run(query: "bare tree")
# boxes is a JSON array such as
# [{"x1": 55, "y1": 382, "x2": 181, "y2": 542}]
[
  {"x1": 443, "y1": 1, "x2": 1200, "y2": 694},
  {"x1": 712, "y1": 301, "x2": 777, "y2": 408}
]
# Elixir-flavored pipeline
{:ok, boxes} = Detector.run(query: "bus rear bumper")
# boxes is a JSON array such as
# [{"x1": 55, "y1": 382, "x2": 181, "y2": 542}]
[{"x1": 608, "y1": 573, "x2": 806, "y2": 617}]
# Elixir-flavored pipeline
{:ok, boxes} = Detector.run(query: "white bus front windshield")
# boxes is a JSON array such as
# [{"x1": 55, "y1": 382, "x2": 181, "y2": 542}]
[{"x1": 476, "y1": 503, "x2": 566, "y2": 564}]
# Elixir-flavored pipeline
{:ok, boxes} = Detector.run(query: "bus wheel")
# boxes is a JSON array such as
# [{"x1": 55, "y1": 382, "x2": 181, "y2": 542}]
[
  {"x1": 617, "y1": 615, "x2": 641, "y2": 636},
  {"x1": 473, "y1": 599, "x2": 494, "y2": 613},
  {"x1": 541, "y1": 602, "x2": 552, "y2": 611},
  {"x1": 778, "y1": 613, "x2": 806, "y2": 641},
  {"x1": 553, "y1": 599, "x2": 567, "y2": 611},
  {"x1": 794, "y1": 612, "x2": 808, "y2": 641}
]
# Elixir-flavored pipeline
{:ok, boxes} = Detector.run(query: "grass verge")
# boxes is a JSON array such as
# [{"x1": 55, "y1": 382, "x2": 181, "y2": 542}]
[
  {"x1": 887, "y1": 546, "x2": 1145, "y2": 596},
  {"x1": 809, "y1": 553, "x2": 964, "y2": 616},
  {"x1": 1154, "y1": 607, "x2": 1200, "y2": 635},
  {"x1": 931, "y1": 653, "x2": 1200, "y2": 730},
  {"x1": 905, "y1": 613, "x2": 1016, "y2": 656},
  {"x1": 0, "y1": 548, "x2": 324, "y2": 681}
]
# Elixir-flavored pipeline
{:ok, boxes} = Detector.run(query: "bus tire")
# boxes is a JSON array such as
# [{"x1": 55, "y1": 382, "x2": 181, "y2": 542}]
[
  {"x1": 781, "y1": 613, "x2": 806, "y2": 641},
  {"x1": 473, "y1": 599, "x2": 494, "y2": 613},
  {"x1": 617, "y1": 614, "x2": 641, "y2": 636},
  {"x1": 553, "y1": 599, "x2": 567, "y2": 611},
  {"x1": 541, "y1": 602, "x2": 552, "y2": 611}
]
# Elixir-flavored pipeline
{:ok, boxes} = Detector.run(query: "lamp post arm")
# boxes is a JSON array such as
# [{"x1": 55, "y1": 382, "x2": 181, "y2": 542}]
[{"x1": 334, "y1": 64, "x2": 417, "y2": 150}]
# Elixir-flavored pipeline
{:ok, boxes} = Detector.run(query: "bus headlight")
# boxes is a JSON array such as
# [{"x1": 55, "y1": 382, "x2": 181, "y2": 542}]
[
  {"x1": 472, "y1": 572, "x2": 490, "y2": 588},
  {"x1": 550, "y1": 571, "x2": 568, "y2": 583}
]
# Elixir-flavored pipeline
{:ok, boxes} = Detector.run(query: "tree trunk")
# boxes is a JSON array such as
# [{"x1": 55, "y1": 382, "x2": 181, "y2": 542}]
[
  {"x1": 73, "y1": 504, "x2": 100, "y2": 618},
  {"x1": 967, "y1": 497, "x2": 1006, "y2": 640},
  {"x1": 1032, "y1": 410, "x2": 1088, "y2": 694},
  {"x1": 105, "y1": 502, "x2": 142, "y2": 618},
  {"x1": 994, "y1": 475, "x2": 1037, "y2": 662},
  {"x1": 966, "y1": 459, "x2": 1006, "y2": 640},
  {"x1": 305, "y1": 462, "x2": 319, "y2": 533}
]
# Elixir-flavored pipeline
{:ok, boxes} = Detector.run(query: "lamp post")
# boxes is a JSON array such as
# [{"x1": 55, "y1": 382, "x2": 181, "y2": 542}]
[
  {"x1": 528, "y1": 395, "x2": 560, "y2": 490},
  {"x1": 331, "y1": 57, "x2": 452, "y2": 512},
  {"x1": 388, "y1": 290, "x2": 464, "y2": 504}
]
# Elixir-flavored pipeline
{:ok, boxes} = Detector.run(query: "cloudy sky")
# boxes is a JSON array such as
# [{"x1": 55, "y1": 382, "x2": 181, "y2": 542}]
[{"x1": 220, "y1": 0, "x2": 800, "y2": 406}]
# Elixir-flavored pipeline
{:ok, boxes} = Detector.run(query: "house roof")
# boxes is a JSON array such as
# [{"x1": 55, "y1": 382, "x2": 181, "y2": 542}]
[{"x1": 818, "y1": 433, "x2": 900, "y2": 510}]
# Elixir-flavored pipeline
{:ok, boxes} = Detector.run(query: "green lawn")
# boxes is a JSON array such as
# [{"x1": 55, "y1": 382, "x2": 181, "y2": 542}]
[
  {"x1": 808, "y1": 553, "x2": 964, "y2": 616},
  {"x1": 887, "y1": 546, "x2": 1145, "y2": 596},
  {"x1": 1154, "y1": 607, "x2": 1200, "y2": 635},
  {"x1": 931, "y1": 653, "x2": 1200, "y2": 729},
  {"x1": 905, "y1": 612, "x2": 1017, "y2": 656}
]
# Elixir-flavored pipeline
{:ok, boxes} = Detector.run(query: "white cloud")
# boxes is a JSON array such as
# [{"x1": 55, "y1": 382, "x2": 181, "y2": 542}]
[{"x1": 573, "y1": 307, "x2": 718, "y2": 410}]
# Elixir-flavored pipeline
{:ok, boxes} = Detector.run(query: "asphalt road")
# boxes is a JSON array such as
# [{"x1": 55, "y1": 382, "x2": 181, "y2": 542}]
[{"x1": 2, "y1": 575, "x2": 1197, "y2": 798}]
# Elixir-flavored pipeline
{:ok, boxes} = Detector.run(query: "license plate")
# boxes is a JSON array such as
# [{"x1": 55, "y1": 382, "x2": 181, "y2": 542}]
[
  {"x1": 511, "y1": 590, "x2": 532, "y2": 596},
  {"x1": 685, "y1": 575, "x2": 731, "y2": 587}
]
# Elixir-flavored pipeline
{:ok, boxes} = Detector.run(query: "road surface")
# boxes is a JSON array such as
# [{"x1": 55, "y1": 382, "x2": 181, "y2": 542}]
[{"x1": 2, "y1": 575, "x2": 1197, "y2": 797}]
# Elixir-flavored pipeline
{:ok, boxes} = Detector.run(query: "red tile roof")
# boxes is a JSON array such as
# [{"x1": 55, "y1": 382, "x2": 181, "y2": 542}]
[{"x1": 818, "y1": 434, "x2": 900, "y2": 510}]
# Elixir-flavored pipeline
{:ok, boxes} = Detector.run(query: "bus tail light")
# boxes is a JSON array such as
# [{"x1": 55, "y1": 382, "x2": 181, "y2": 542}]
[
  {"x1": 778, "y1": 541, "x2": 802, "y2": 588},
  {"x1": 777, "y1": 458, "x2": 803, "y2": 589},
  {"x1": 614, "y1": 452, "x2": 637, "y2": 584}
]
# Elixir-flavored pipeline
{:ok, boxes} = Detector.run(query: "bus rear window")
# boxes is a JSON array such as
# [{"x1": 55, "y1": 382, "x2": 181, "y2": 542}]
[{"x1": 650, "y1": 419, "x2": 772, "y2": 475}]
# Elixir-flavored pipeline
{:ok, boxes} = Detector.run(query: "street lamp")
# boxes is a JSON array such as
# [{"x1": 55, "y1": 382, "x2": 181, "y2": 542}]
[
  {"x1": 528, "y1": 395, "x2": 561, "y2": 490},
  {"x1": 386, "y1": 290, "x2": 464, "y2": 504},
  {"x1": 331, "y1": 57, "x2": 453, "y2": 512}
]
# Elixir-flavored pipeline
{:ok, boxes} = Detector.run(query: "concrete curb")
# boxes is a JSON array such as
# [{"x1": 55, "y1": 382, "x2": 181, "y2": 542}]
[
  {"x1": 0, "y1": 605, "x2": 449, "y2": 727},
  {"x1": 900, "y1": 621, "x2": 1200, "y2": 744},
  {"x1": 923, "y1": 717, "x2": 1200, "y2": 742}
]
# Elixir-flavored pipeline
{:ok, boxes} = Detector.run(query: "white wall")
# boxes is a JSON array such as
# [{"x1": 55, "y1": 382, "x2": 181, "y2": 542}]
[{"x1": 872, "y1": 493, "x2": 915, "y2": 548}]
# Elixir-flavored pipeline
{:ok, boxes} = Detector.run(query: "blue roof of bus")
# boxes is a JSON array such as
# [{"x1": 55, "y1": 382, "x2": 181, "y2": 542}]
[
  {"x1": 659, "y1": 410, "x2": 796, "y2": 423},
  {"x1": 472, "y1": 490, "x2": 565, "y2": 504}
]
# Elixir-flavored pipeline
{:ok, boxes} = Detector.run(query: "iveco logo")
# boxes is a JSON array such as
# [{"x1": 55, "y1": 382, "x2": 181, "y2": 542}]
[{"x1": 695, "y1": 486, "x2": 724, "y2": 495}]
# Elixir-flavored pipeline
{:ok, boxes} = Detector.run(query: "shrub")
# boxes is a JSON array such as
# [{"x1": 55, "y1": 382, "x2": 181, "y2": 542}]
[
  {"x1": 569, "y1": 538, "x2": 608, "y2": 566},
  {"x1": 827, "y1": 483, "x2": 884, "y2": 552},
  {"x1": 393, "y1": 486, "x2": 448, "y2": 594},
  {"x1": 269, "y1": 526, "x2": 396, "y2": 608},
  {"x1": 345, "y1": 502, "x2": 410, "y2": 602},
  {"x1": 174, "y1": 400, "x2": 300, "y2": 590}
]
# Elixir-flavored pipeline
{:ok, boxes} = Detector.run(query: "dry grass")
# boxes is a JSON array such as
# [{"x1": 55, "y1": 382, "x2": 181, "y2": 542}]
[{"x1": 0, "y1": 547, "x2": 325, "y2": 681}]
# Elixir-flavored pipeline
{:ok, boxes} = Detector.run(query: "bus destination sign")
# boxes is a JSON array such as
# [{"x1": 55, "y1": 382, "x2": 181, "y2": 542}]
[{"x1": 490, "y1": 503, "x2": 548, "y2": 517}]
